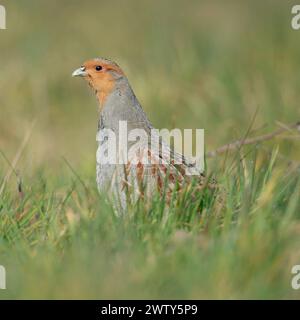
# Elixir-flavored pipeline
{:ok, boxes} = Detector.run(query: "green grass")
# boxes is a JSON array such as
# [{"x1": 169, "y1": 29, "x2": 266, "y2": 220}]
[
  {"x1": 0, "y1": 150, "x2": 299, "y2": 299},
  {"x1": 0, "y1": 0, "x2": 300, "y2": 299}
]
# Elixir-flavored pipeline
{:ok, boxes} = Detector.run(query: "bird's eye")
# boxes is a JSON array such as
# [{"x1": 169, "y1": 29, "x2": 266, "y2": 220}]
[{"x1": 95, "y1": 65, "x2": 102, "y2": 71}]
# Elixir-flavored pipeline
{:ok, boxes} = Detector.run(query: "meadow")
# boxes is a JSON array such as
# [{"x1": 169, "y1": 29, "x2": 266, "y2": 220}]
[{"x1": 0, "y1": 0, "x2": 299, "y2": 299}]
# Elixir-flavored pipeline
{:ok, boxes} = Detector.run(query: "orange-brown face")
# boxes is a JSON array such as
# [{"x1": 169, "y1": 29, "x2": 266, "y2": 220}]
[{"x1": 72, "y1": 58, "x2": 125, "y2": 107}]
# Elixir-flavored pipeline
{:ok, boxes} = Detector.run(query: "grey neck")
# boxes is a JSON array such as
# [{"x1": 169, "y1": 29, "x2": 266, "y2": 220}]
[{"x1": 98, "y1": 79, "x2": 152, "y2": 134}]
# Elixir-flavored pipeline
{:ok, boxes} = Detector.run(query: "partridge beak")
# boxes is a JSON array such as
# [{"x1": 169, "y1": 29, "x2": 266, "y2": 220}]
[{"x1": 72, "y1": 66, "x2": 87, "y2": 77}]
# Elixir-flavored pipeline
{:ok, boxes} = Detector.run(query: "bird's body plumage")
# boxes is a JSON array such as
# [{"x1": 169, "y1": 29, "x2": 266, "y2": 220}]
[{"x1": 73, "y1": 58, "x2": 208, "y2": 213}]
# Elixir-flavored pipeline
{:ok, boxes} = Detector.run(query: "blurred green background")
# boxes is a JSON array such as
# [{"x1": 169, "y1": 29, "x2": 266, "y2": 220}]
[
  {"x1": 1, "y1": 0, "x2": 299, "y2": 175},
  {"x1": 0, "y1": 0, "x2": 300, "y2": 299}
]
